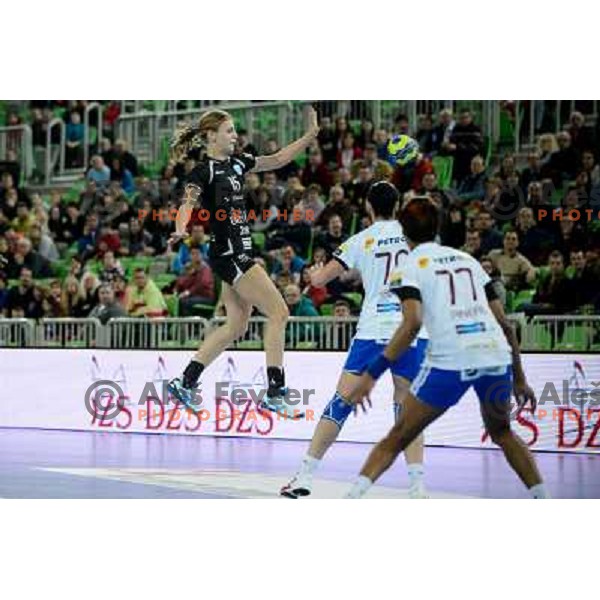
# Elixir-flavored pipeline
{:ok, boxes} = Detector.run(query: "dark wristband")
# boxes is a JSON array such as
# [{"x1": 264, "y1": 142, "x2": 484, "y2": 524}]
[{"x1": 366, "y1": 353, "x2": 392, "y2": 380}]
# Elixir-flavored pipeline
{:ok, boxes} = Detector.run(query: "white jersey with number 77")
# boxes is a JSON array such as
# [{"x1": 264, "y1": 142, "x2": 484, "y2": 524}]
[{"x1": 394, "y1": 242, "x2": 511, "y2": 370}]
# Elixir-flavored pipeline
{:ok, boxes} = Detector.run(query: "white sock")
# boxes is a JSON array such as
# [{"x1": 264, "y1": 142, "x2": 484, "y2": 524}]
[
  {"x1": 407, "y1": 463, "x2": 424, "y2": 485},
  {"x1": 346, "y1": 475, "x2": 373, "y2": 499},
  {"x1": 299, "y1": 455, "x2": 320, "y2": 477},
  {"x1": 529, "y1": 483, "x2": 551, "y2": 499}
]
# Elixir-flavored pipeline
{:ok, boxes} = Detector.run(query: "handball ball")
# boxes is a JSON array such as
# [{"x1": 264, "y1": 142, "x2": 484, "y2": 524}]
[{"x1": 387, "y1": 134, "x2": 420, "y2": 167}]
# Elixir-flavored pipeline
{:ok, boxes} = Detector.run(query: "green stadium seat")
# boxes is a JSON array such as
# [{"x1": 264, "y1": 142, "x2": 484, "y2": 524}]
[
  {"x1": 165, "y1": 294, "x2": 179, "y2": 317},
  {"x1": 295, "y1": 341, "x2": 318, "y2": 350},
  {"x1": 432, "y1": 156, "x2": 454, "y2": 190},
  {"x1": 342, "y1": 292, "x2": 363, "y2": 309},
  {"x1": 513, "y1": 289, "x2": 536, "y2": 311},
  {"x1": 237, "y1": 340, "x2": 262, "y2": 349},
  {"x1": 252, "y1": 232, "x2": 266, "y2": 251},
  {"x1": 320, "y1": 303, "x2": 334, "y2": 316}
]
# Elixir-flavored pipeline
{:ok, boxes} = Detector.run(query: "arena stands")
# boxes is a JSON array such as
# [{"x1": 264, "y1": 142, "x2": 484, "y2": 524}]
[{"x1": 1, "y1": 100, "x2": 599, "y2": 350}]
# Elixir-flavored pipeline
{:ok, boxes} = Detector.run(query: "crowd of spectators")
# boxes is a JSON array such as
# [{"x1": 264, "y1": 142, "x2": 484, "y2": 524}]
[{"x1": 1, "y1": 102, "x2": 600, "y2": 331}]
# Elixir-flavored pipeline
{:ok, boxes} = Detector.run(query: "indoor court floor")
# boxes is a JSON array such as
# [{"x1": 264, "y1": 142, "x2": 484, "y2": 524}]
[{"x1": 0, "y1": 429, "x2": 598, "y2": 499}]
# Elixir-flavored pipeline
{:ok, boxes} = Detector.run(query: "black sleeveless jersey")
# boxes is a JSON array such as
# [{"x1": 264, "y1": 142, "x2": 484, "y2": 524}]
[{"x1": 184, "y1": 153, "x2": 256, "y2": 257}]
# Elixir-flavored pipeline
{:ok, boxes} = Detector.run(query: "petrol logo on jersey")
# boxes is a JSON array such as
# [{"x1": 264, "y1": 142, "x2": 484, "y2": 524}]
[
  {"x1": 364, "y1": 237, "x2": 375, "y2": 251},
  {"x1": 418, "y1": 257, "x2": 430, "y2": 269}
]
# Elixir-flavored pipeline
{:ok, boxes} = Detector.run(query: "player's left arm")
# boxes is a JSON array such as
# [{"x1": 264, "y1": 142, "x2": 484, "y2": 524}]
[
  {"x1": 309, "y1": 260, "x2": 345, "y2": 287},
  {"x1": 252, "y1": 107, "x2": 319, "y2": 173},
  {"x1": 382, "y1": 294, "x2": 423, "y2": 363},
  {"x1": 487, "y1": 290, "x2": 537, "y2": 410}
]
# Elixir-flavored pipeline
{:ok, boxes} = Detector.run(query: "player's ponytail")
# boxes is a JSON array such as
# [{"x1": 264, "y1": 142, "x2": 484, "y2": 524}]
[{"x1": 170, "y1": 109, "x2": 233, "y2": 164}]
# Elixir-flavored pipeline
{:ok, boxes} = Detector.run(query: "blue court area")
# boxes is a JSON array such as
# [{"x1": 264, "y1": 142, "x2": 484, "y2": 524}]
[{"x1": 0, "y1": 429, "x2": 598, "y2": 498}]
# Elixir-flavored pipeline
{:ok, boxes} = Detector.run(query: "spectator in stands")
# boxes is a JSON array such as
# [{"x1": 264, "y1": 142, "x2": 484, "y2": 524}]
[
  {"x1": 301, "y1": 184, "x2": 325, "y2": 224},
  {"x1": 77, "y1": 272, "x2": 100, "y2": 316},
  {"x1": 480, "y1": 255, "x2": 507, "y2": 309},
  {"x1": 352, "y1": 164, "x2": 375, "y2": 205},
  {"x1": 7, "y1": 237, "x2": 52, "y2": 279},
  {"x1": 496, "y1": 153, "x2": 519, "y2": 182},
  {"x1": 581, "y1": 150, "x2": 600, "y2": 186},
  {"x1": 110, "y1": 158, "x2": 135, "y2": 195},
  {"x1": 334, "y1": 299, "x2": 352, "y2": 318},
  {"x1": 356, "y1": 119, "x2": 375, "y2": 149},
  {"x1": 488, "y1": 229, "x2": 537, "y2": 292},
  {"x1": 557, "y1": 215, "x2": 587, "y2": 260},
  {"x1": 316, "y1": 184, "x2": 354, "y2": 232},
  {"x1": 112, "y1": 273, "x2": 129, "y2": 308},
  {"x1": 317, "y1": 214, "x2": 348, "y2": 258},
  {"x1": 525, "y1": 251, "x2": 573, "y2": 316},
  {"x1": 301, "y1": 147, "x2": 333, "y2": 193},
  {"x1": 174, "y1": 247, "x2": 215, "y2": 316},
  {"x1": 78, "y1": 179, "x2": 99, "y2": 216},
  {"x1": 1, "y1": 188, "x2": 19, "y2": 222},
  {"x1": 431, "y1": 108, "x2": 456, "y2": 155},
  {"x1": 6, "y1": 267, "x2": 37, "y2": 318},
  {"x1": 69, "y1": 256, "x2": 85, "y2": 281},
  {"x1": 126, "y1": 268, "x2": 168, "y2": 318},
  {"x1": 337, "y1": 132, "x2": 362, "y2": 170},
  {"x1": 11, "y1": 202, "x2": 36, "y2": 236},
  {"x1": 520, "y1": 150, "x2": 543, "y2": 192},
  {"x1": 112, "y1": 139, "x2": 139, "y2": 177},
  {"x1": 88, "y1": 284, "x2": 128, "y2": 324},
  {"x1": 415, "y1": 114, "x2": 434, "y2": 154},
  {"x1": 95, "y1": 224, "x2": 122, "y2": 260},
  {"x1": 353, "y1": 144, "x2": 393, "y2": 181},
  {"x1": 440, "y1": 204, "x2": 466, "y2": 248},
  {"x1": 236, "y1": 128, "x2": 258, "y2": 156},
  {"x1": 448, "y1": 109, "x2": 484, "y2": 184},
  {"x1": 249, "y1": 185, "x2": 278, "y2": 233},
  {"x1": 546, "y1": 131, "x2": 580, "y2": 185},
  {"x1": 65, "y1": 112, "x2": 84, "y2": 168},
  {"x1": 312, "y1": 246, "x2": 327, "y2": 266},
  {"x1": 514, "y1": 207, "x2": 554, "y2": 265},
  {"x1": 567, "y1": 111, "x2": 596, "y2": 154},
  {"x1": 86, "y1": 155, "x2": 111, "y2": 186},
  {"x1": 475, "y1": 208, "x2": 503, "y2": 254},
  {"x1": 457, "y1": 155, "x2": 487, "y2": 202},
  {"x1": 99, "y1": 250, "x2": 125, "y2": 284},
  {"x1": 63, "y1": 203, "x2": 84, "y2": 245},
  {"x1": 61, "y1": 275, "x2": 85, "y2": 317},
  {"x1": 262, "y1": 171, "x2": 284, "y2": 206},
  {"x1": 270, "y1": 244, "x2": 305, "y2": 283},
  {"x1": 300, "y1": 264, "x2": 328, "y2": 309},
  {"x1": 171, "y1": 223, "x2": 208, "y2": 274},
  {"x1": 29, "y1": 222, "x2": 59, "y2": 263},
  {"x1": 121, "y1": 217, "x2": 154, "y2": 257},
  {"x1": 569, "y1": 249, "x2": 599, "y2": 310},
  {"x1": 374, "y1": 128, "x2": 389, "y2": 160},
  {"x1": 317, "y1": 116, "x2": 337, "y2": 167},
  {"x1": 461, "y1": 229, "x2": 483, "y2": 259},
  {"x1": 284, "y1": 283, "x2": 319, "y2": 317}
]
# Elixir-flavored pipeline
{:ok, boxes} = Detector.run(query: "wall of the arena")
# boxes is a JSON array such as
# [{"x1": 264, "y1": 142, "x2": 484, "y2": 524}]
[{"x1": 0, "y1": 350, "x2": 599, "y2": 453}]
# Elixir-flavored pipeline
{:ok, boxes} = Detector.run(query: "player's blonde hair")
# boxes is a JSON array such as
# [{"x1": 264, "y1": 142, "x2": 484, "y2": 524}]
[{"x1": 170, "y1": 109, "x2": 232, "y2": 163}]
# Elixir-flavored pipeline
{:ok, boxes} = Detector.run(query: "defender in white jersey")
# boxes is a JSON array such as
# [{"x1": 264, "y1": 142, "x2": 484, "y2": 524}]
[
  {"x1": 281, "y1": 182, "x2": 429, "y2": 499},
  {"x1": 345, "y1": 197, "x2": 549, "y2": 499}
]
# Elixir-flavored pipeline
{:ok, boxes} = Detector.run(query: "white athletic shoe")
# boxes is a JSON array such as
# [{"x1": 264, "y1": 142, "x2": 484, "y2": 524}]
[
  {"x1": 260, "y1": 387, "x2": 305, "y2": 420},
  {"x1": 408, "y1": 481, "x2": 430, "y2": 499},
  {"x1": 280, "y1": 472, "x2": 313, "y2": 499}
]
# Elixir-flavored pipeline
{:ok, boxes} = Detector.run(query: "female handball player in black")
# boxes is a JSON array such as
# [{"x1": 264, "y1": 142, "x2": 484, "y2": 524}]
[{"x1": 167, "y1": 107, "x2": 320, "y2": 418}]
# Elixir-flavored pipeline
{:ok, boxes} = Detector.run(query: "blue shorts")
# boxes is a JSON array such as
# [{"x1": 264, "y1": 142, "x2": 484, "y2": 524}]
[
  {"x1": 410, "y1": 364, "x2": 513, "y2": 411},
  {"x1": 344, "y1": 338, "x2": 428, "y2": 382}
]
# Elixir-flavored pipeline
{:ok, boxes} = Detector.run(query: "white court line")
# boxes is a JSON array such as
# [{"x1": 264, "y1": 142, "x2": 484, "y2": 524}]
[{"x1": 39, "y1": 468, "x2": 479, "y2": 499}]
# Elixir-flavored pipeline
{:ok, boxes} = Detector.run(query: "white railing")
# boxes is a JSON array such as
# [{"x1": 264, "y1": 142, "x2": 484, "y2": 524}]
[
  {"x1": 44, "y1": 118, "x2": 65, "y2": 185},
  {"x1": 2, "y1": 315, "x2": 598, "y2": 351},
  {"x1": 0, "y1": 318, "x2": 35, "y2": 347},
  {"x1": 0, "y1": 124, "x2": 34, "y2": 181}
]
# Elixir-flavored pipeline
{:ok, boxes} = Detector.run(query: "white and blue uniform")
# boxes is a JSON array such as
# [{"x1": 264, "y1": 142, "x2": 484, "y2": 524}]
[
  {"x1": 332, "y1": 220, "x2": 428, "y2": 382},
  {"x1": 395, "y1": 242, "x2": 512, "y2": 410}
]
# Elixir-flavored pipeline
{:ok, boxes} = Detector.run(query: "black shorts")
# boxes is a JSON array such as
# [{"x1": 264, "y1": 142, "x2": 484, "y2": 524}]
[{"x1": 209, "y1": 253, "x2": 256, "y2": 286}]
